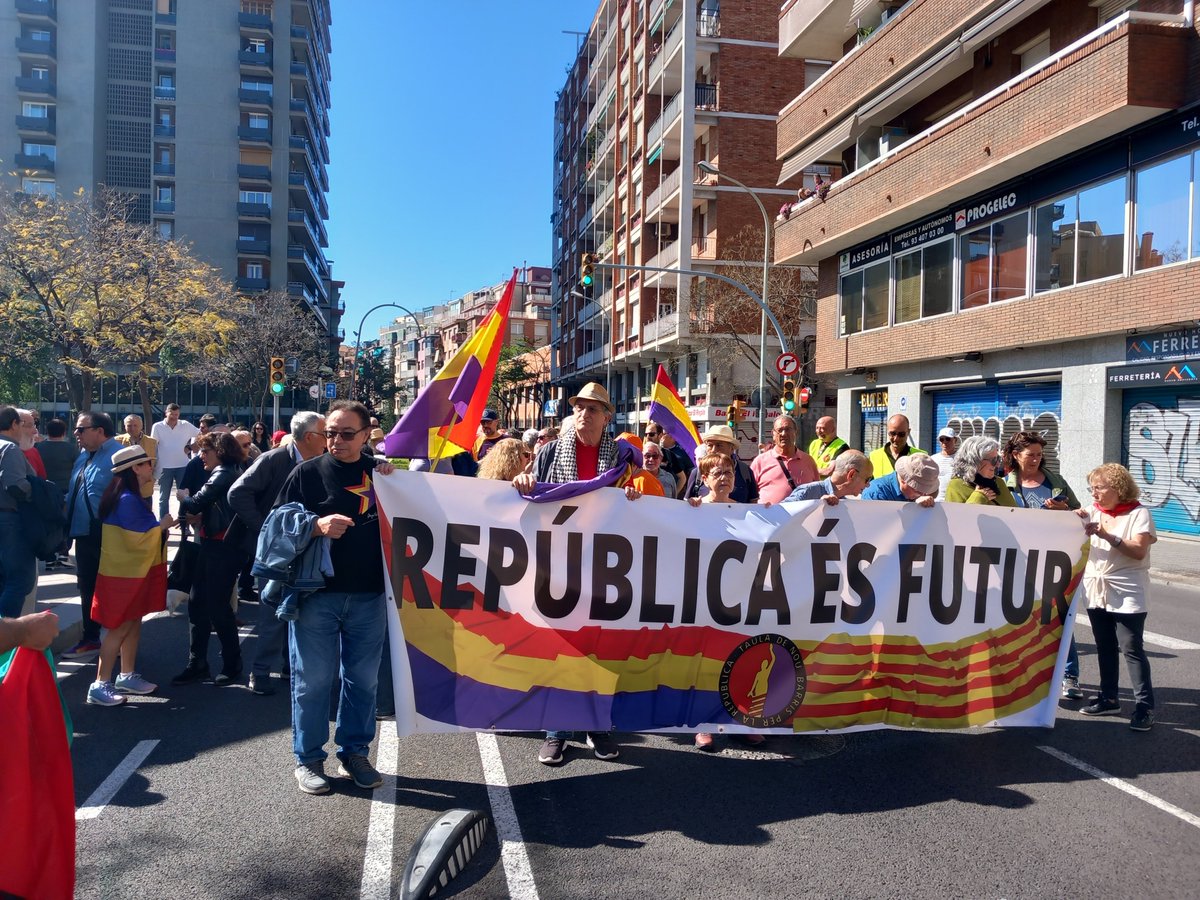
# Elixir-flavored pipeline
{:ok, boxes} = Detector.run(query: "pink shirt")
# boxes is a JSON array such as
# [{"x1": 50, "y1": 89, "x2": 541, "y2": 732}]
[{"x1": 751, "y1": 447, "x2": 819, "y2": 504}]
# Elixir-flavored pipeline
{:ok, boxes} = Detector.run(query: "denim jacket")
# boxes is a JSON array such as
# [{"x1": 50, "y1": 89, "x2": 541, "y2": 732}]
[{"x1": 252, "y1": 501, "x2": 334, "y2": 620}]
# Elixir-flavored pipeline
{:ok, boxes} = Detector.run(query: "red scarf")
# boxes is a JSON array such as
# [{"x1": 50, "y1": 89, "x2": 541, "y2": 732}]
[{"x1": 1095, "y1": 500, "x2": 1140, "y2": 516}]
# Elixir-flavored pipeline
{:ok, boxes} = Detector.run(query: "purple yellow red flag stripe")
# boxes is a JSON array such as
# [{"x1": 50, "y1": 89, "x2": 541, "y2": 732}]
[
  {"x1": 384, "y1": 271, "x2": 516, "y2": 460},
  {"x1": 647, "y1": 364, "x2": 700, "y2": 462}
]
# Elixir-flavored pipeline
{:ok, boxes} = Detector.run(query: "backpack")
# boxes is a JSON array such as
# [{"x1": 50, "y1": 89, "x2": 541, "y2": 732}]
[{"x1": 21, "y1": 475, "x2": 67, "y2": 562}]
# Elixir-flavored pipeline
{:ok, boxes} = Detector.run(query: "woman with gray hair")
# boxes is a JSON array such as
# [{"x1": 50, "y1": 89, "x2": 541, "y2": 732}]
[{"x1": 945, "y1": 435, "x2": 1016, "y2": 506}]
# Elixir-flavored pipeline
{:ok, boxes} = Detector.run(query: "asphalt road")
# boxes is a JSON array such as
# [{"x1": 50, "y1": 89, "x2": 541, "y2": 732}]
[{"x1": 58, "y1": 580, "x2": 1200, "y2": 899}]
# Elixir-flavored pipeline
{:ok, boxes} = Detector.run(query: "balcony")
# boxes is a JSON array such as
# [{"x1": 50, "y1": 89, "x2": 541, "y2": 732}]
[
  {"x1": 238, "y1": 125, "x2": 272, "y2": 144},
  {"x1": 14, "y1": 152, "x2": 53, "y2": 172},
  {"x1": 289, "y1": 60, "x2": 311, "y2": 81},
  {"x1": 774, "y1": 18, "x2": 1191, "y2": 266},
  {"x1": 694, "y1": 82, "x2": 717, "y2": 111},
  {"x1": 153, "y1": 85, "x2": 176, "y2": 101},
  {"x1": 645, "y1": 238, "x2": 681, "y2": 272},
  {"x1": 152, "y1": 162, "x2": 174, "y2": 176},
  {"x1": 648, "y1": 17, "x2": 684, "y2": 94},
  {"x1": 237, "y1": 201, "x2": 271, "y2": 218},
  {"x1": 236, "y1": 238, "x2": 270, "y2": 255},
  {"x1": 239, "y1": 87, "x2": 273, "y2": 105},
  {"x1": 153, "y1": 123, "x2": 176, "y2": 139},
  {"x1": 239, "y1": 49, "x2": 272, "y2": 68},
  {"x1": 154, "y1": 48, "x2": 175, "y2": 62},
  {"x1": 236, "y1": 276, "x2": 269, "y2": 292},
  {"x1": 15, "y1": 36, "x2": 56, "y2": 56},
  {"x1": 237, "y1": 163, "x2": 271, "y2": 181},
  {"x1": 697, "y1": 9, "x2": 719, "y2": 39},
  {"x1": 15, "y1": 0, "x2": 56, "y2": 20},
  {"x1": 643, "y1": 311, "x2": 679, "y2": 343},
  {"x1": 645, "y1": 91, "x2": 683, "y2": 157},
  {"x1": 14, "y1": 75, "x2": 54, "y2": 96},
  {"x1": 15, "y1": 114, "x2": 54, "y2": 135},
  {"x1": 238, "y1": 12, "x2": 272, "y2": 30},
  {"x1": 290, "y1": 24, "x2": 309, "y2": 42},
  {"x1": 156, "y1": 11, "x2": 176, "y2": 25},
  {"x1": 152, "y1": 200, "x2": 175, "y2": 214},
  {"x1": 779, "y1": 0, "x2": 862, "y2": 60},
  {"x1": 645, "y1": 166, "x2": 683, "y2": 220}
]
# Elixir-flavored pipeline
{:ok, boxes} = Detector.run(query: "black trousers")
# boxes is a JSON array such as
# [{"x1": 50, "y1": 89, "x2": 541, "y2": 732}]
[
  {"x1": 73, "y1": 530, "x2": 103, "y2": 642},
  {"x1": 1087, "y1": 608, "x2": 1154, "y2": 711},
  {"x1": 188, "y1": 538, "x2": 246, "y2": 673}
]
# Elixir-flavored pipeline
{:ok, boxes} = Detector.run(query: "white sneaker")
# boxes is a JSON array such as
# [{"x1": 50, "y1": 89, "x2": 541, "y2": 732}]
[
  {"x1": 87, "y1": 681, "x2": 127, "y2": 706},
  {"x1": 114, "y1": 672, "x2": 157, "y2": 695},
  {"x1": 1061, "y1": 676, "x2": 1084, "y2": 700}
]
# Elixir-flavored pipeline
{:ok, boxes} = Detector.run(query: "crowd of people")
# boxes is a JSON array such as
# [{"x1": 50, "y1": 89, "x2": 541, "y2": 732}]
[{"x1": 0, "y1": 387, "x2": 1162, "y2": 797}]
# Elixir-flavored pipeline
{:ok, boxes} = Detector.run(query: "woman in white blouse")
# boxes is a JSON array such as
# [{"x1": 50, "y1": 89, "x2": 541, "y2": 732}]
[{"x1": 1076, "y1": 463, "x2": 1157, "y2": 732}]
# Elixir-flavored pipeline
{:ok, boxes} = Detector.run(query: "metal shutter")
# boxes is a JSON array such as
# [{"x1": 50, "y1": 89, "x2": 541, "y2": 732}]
[
  {"x1": 933, "y1": 382, "x2": 1064, "y2": 473},
  {"x1": 1122, "y1": 387, "x2": 1200, "y2": 537}
]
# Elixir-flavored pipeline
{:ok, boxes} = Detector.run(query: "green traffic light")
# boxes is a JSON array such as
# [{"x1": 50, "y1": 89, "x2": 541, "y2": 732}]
[
  {"x1": 581, "y1": 273, "x2": 593, "y2": 286},
  {"x1": 783, "y1": 399, "x2": 795, "y2": 411},
  {"x1": 271, "y1": 381, "x2": 285, "y2": 396}
]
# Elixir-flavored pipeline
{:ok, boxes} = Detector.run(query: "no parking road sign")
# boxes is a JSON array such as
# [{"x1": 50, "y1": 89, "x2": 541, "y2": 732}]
[{"x1": 776, "y1": 352, "x2": 800, "y2": 376}]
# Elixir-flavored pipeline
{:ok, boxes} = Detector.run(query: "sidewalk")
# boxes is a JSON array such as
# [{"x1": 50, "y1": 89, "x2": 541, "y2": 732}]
[{"x1": 1147, "y1": 534, "x2": 1200, "y2": 588}]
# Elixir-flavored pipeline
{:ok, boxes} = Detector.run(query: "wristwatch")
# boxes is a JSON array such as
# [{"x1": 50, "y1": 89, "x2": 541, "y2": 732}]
[{"x1": 1111, "y1": 535, "x2": 1123, "y2": 547}]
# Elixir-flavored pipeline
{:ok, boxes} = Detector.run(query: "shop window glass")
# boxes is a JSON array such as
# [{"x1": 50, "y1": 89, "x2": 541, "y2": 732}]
[
  {"x1": 862, "y1": 261, "x2": 889, "y2": 330},
  {"x1": 959, "y1": 211, "x2": 1028, "y2": 308},
  {"x1": 1135, "y1": 154, "x2": 1189, "y2": 270},
  {"x1": 959, "y1": 228, "x2": 991, "y2": 309},
  {"x1": 894, "y1": 251, "x2": 921, "y2": 323},
  {"x1": 924, "y1": 240, "x2": 953, "y2": 316},
  {"x1": 1076, "y1": 174, "x2": 1125, "y2": 282},
  {"x1": 839, "y1": 269, "x2": 863, "y2": 336},
  {"x1": 1035, "y1": 194, "x2": 1077, "y2": 292}
]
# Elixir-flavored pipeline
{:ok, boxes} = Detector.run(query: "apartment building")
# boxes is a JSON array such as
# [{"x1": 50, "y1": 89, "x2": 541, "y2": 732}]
[
  {"x1": 775, "y1": 0, "x2": 1200, "y2": 537},
  {"x1": 385, "y1": 267, "x2": 554, "y2": 424},
  {"x1": 0, "y1": 0, "x2": 342, "y2": 353},
  {"x1": 551, "y1": 0, "x2": 815, "y2": 444}
]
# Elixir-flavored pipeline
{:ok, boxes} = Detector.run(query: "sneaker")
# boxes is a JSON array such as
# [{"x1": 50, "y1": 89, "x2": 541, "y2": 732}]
[
  {"x1": 43, "y1": 559, "x2": 59, "y2": 571},
  {"x1": 1130, "y1": 709, "x2": 1155, "y2": 732},
  {"x1": 248, "y1": 674, "x2": 275, "y2": 695},
  {"x1": 586, "y1": 732, "x2": 620, "y2": 760},
  {"x1": 1081, "y1": 697, "x2": 1122, "y2": 716},
  {"x1": 538, "y1": 737, "x2": 566, "y2": 765},
  {"x1": 337, "y1": 754, "x2": 383, "y2": 789},
  {"x1": 214, "y1": 662, "x2": 243, "y2": 686},
  {"x1": 1061, "y1": 676, "x2": 1085, "y2": 700},
  {"x1": 295, "y1": 762, "x2": 331, "y2": 795},
  {"x1": 170, "y1": 662, "x2": 211, "y2": 685},
  {"x1": 56, "y1": 553, "x2": 73, "y2": 568},
  {"x1": 114, "y1": 672, "x2": 157, "y2": 695},
  {"x1": 86, "y1": 681, "x2": 126, "y2": 706},
  {"x1": 62, "y1": 639, "x2": 101, "y2": 659}
]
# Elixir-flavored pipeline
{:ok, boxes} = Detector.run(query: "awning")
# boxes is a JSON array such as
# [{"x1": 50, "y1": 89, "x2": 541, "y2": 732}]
[
  {"x1": 848, "y1": 0, "x2": 883, "y2": 28},
  {"x1": 778, "y1": 114, "x2": 857, "y2": 184}
]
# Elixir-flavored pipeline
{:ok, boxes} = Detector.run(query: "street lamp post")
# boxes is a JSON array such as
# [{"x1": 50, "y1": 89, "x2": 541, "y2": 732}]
[
  {"x1": 697, "y1": 160, "x2": 771, "y2": 448},
  {"x1": 349, "y1": 302, "x2": 424, "y2": 404}
]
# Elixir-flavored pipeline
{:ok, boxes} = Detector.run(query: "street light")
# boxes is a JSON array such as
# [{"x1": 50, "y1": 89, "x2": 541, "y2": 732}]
[
  {"x1": 349, "y1": 302, "x2": 424, "y2": 403},
  {"x1": 696, "y1": 160, "x2": 771, "y2": 448},
  {"x1": 571, "y1": 288, "x2": 611, "y2": 398}
]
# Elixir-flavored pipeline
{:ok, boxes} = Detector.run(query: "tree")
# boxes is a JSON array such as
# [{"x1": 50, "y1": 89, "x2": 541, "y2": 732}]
[
  {"x1": 688, "y1": 223, "x2": 818, "y2": 402},
  {"x1": 0, "y1": 188, "x2": 234, "y2": 417},
  {"x1": 186, "y1": 289, "x2": 330, "y2": 422},
  {"x1": 352, "y1": 345, "x2": 397, "y2": 416},
  {"x1": 489, "y1": 339, "x2": 538, "y2": 426}
]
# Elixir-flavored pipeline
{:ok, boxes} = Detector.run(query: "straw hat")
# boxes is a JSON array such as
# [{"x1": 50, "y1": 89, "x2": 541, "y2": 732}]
[
  {"x1": 568, "y1": 382, "x2": 614, "y2": 413},
  {"x1": 698, "y1": 425, "x2": 738, "y2": 447},
  {"x1": 112, "y1": 445, "x2": 152, "y2": 474},
  {"x1": 896, "y1": 454, "x2": 941, "y2": 495}
]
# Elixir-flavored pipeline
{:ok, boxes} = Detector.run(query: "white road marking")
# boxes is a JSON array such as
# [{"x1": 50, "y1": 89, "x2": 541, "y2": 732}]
[
  {"x1": 76, "y1": 739, "x2": 159, "y2": 822},
  {"x1": 359, "y1": 719, "x2": 399, "y2": 900},
  {"x1": 476, "y1": 732, "x2": 540, "y2": 900},
  {"x1": 1073, "y1": 618, "x2": 1200, "y2": 651},
  {"x1": 1038, "y1": 745, "x2": 1200, "y2": 830}
]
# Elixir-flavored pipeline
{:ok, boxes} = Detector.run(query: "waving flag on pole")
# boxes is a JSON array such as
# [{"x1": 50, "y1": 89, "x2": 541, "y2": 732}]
[
  {"x1": 384, "y1": 271, "x2": 516, "y2": 460},
  {"x1": 647, "y1": 364, "x2": 700, "y2": 462}
]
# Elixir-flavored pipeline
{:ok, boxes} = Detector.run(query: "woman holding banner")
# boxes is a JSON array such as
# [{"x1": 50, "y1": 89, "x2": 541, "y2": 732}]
[
  {"x1": 1077, "y1": 463, "x2": 1157, "y2": 732},
  {"x1": 945, "y1": 436, "x2": 1015, "y2": 507}
]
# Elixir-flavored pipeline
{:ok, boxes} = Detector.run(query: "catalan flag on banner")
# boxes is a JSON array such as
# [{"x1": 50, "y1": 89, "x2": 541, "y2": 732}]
[
  {"x1": 384, "y1": 271, "x2": 515, "y2": 460},
  {"x1": 647, "y1": 364, "x2": 700, "y2": 463}
]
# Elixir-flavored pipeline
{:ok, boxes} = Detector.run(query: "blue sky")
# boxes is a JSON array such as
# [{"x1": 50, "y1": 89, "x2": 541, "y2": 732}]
[{"x1": 326, "y1": 2, "x2": 597, "y2": 341}]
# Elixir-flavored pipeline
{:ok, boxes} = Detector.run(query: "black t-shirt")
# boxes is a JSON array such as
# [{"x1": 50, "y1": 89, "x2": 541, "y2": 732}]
[
  {"x1": 662, "y1": 444, "x2": 695, "y2": 479},
  {"x1": 277, "y1": 452, "x2": 383, "y2": 594}
]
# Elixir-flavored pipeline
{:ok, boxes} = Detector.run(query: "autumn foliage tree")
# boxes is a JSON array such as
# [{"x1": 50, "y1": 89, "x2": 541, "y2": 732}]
[{"x1": 0, "y1": 188, "x2": 235, "y2": 418}]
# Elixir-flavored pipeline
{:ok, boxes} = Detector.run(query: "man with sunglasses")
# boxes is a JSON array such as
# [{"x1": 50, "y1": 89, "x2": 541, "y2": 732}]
[
  {"x1": 62, "y1": 412, "x2": 122, "y2": 658},
  {"x1": 868, "y1": 413, "x2": 927, "y2": 481},
  {"x1": 275, "y1": 401, "x2": 390, "y2": 796}
]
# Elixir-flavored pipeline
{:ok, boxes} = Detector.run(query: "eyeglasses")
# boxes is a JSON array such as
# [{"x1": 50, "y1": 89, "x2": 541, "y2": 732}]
[
  {"x1": 323, "y1": 427, "x2": 366, "y2": 441},
  {"x1": 73, "y1": 425, "x2": 99, "y2": 433},
  {"x1": 644, "y1": 453, "x2": 662, "y2": 460},
  {"x1": 707, "y1": 470, "x2": 733, "y2": 479},
  {"x1": 981, "y1": 456, "x2": 1000, "y2": 465}
]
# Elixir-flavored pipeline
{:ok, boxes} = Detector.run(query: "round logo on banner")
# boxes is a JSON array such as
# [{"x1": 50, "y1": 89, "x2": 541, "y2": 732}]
[{"x1": 719, "y1": 634, "x2": 807, "y2": 729}]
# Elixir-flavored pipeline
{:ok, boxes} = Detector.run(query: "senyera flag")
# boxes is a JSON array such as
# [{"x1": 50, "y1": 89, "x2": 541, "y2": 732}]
[
  {"x1": 384, "y1": 270, "x2": 516, "y2": 460},
  {"x1": 647, "y1": 363, "x2": 700, "y2": 462}
]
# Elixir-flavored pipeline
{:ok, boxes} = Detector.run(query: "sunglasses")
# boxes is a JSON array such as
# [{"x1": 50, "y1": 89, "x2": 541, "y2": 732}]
[
  {"x1": 323, "y1": 427, "x2": 366, "y2": 441},
  {"x1": 73, "y1": 425, "x2": 99, "y2": 433}
]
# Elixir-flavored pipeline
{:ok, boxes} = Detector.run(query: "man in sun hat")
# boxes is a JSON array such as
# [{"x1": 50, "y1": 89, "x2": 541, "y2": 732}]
[
  {"x1": 682, "y1": 424, "x2": 758, "y2": 503},
  {"x1": 861, "y1": 453, "x2": 940, "y2": 507}
]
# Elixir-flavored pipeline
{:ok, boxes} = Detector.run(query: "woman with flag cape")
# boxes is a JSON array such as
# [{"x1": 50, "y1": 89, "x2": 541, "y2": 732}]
[{"x1": 86, "y1": 445, "x2": 175, "y2": 706}]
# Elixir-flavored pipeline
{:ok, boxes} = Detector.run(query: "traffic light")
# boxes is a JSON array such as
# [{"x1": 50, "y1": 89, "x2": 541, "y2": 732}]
[
  {"x1": 581, "y1": 252, "x2": 595, "y2": 287},
  {"x1": 727, "y1": 398, "x2": 743, "y2": 429},
  {"x1": 781, "y1": 378, "x2": 796, "y2": 413},
  {"x1": 269, "y1": 356, "x2": 286, "y2": 396}
]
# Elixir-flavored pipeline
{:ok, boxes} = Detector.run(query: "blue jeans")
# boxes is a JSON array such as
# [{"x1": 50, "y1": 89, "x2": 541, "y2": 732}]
[
  {"x1": 289, "y1": 591, "x2": 386, "y2": 766},
  {"x1": 156, "y1": 466, "x2": 186, "y2": 519},
  {"x1": 1064, "y1": 636, "x2": 1079, "y2": 680},
  {"x1": 0, "y1": 509, "x2": 36, "y2": 619}
]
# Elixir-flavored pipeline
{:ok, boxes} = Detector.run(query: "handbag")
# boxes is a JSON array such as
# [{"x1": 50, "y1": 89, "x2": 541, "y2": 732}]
[{"x1": 166, "y1": 537, "x2": 200, "y2": 613}]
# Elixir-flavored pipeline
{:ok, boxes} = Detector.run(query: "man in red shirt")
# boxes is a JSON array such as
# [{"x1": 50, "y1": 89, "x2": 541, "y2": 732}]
[{"x1": 750, "y1": 415, "x2": 819, "y2": 504}]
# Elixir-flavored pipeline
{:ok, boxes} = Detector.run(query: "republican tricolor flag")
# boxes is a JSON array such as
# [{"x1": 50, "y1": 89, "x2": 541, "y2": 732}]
[
  {"x1": 384, "y1": 271, "x2": 515, "y2": 460},
  {"x1": 646, "y1": 364, "x2": 700, "y2": 462}
]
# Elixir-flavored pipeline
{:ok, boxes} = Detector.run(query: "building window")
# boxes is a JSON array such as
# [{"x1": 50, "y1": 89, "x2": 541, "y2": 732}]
[
  {"x1": 21, "y1": 178, "x2": 55, "y2": 197},
  {"x1": 893, "y1": 239, "x2": 953, "y2": 324},
  {"x1": 22, "y1": 102, "x2": 50, "y2": 118},
  {"x1": 239, "y1": 190, "x2": 271, "y2": 206},
  {"x1": 156, "y1": 185, "x2": 173, "y2": 203},
  {"x1": 157, "y1": 72, "x2": 175, "y2": 89},
  {"x1": 1035, "y1": 173, "x2": 1126, "y2": 289},
  {"x1": 1134, "y1": 154, "x2": 1190, "y2": 271},
  {"x1": 29, "y1": 29, "x2": 52, "y2": 43},
  {"x1": 30, "y1": 66, "x2": 49, "y2": 81},
  {"x1": 248, "y1": 112, "x2": 269, "y2": 130},
  {"x1": 839, "y1": 259, "x2": 889, "y2": 335},
  {"x1": 155, "y1": 220, "x2": 174, "y2": 239},
  {"x1": 958, "y1": 211, "x2": 1028, "y2": 309},
  {"x1": 156, "y1": 31, "x2": 175, "y2": 51},
  {"x1": 22, "y1": 142, "x2": 55, "y2": 161},
  {"x1": 241, "y1": 0, "x2": 274, "y2": 14},
  {"x1": 241, "y1": 76, "x2": 272, "y2": 95},
  {"x1": 245, "y1": 37, "x2": 268, "y2": 54},
  {"x1": 245, "y1": 263, "x2": 264, "y2": 279}
]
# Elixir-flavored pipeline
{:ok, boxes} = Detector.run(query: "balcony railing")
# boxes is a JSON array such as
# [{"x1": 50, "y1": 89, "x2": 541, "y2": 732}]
[
  {"x1": 646, "y1": 91, "x2": 682, "y2": 152},
  {"x1": 154, "y1": 47, "x2": 175, "y2": 62},
  {"x1": 14, "y1": 75, "x2": 54, "y2": 95},
  {"x1": 238, "y1": 12, "x2": 272, "y2": 30},
  {"x1": 645, "y1": 166, "x2": 682, "y2": 212},
  {"x1": 590, "y1": 178, "x2": 616, "y2": 222},
  {"x1": 648, "y1": 17, "x2": 683, "y2": 86},
  {"x1": 236, "y1": 239, "x2": 270, "y2": 255},
  {"x1": 153, "y1": 85, "x2": 176, "y2": 101},
  {"x1": 14, "y1": 152, "x2": 53, "y2": 171},
  {"x1": 16, "y1": 0, "x2": 57, "y2": 19},
  {"x1": 694, "y1": 82, "x2": 717, "y2": 110},
  {"x1": 643, "y1": 311, "x2": 679, "y2": 342},
  {"x1": 238, "y1": 125, "x2": 271, "y2": 143},
  {"x1": 15, "y1": 36, "x2": 56, "y2": 55},
  {"x1": 152, "y1": 200, "x2": 175, "y2": 214},
  {"x1": 697, "y1": 11, "x2": 719, "y2": 38},
  {"x1": 152, "y1": 162, "x2": 175, "y2": 176},
  {"x1": 237, "y1": 201, "x2": 271, "y2": 218},
  {"x1": 154, "y1": 123, "x2": 176, "y2": 138},
  {"x1": 645, "y1": 238, "x2": 681, "y2": 272},
  {"x1": 239, "y1": 87, "x2": 273, "y2": 104},
  {"x1": 15, "y1": 114, "x2": 54, "y2": 134},
  {"x1": 236, "y1": 276, "x2": 269, "y2": 292},
  {"x1": 239, "y1": 49, "x2": 272, "y2": 66},
  {"x1": 237, "y1": 163, "x2": 271, "y2": 180}
]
